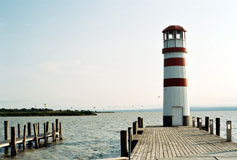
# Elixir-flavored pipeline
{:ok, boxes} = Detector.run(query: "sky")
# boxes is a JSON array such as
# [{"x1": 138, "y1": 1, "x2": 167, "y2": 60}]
[{"x1": 0, "y1": 0, "x2": 237, "y2": 110}]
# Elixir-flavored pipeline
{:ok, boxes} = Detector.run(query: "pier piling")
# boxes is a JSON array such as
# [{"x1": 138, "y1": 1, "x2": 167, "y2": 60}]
[
  {"x1": 4, "y1": 121, "x2": 9, "y2": 154},
  {"x1": 216, "y1": 118, "x2": 220, "y2": 136},
  {"x1": 205, "y1": 116, "x2": 209, "y2": 132},
  {"x1": 120, "y1": 130, "x2": 128, "y2": 157},
  {"x1": 11, "y1": 127, "x2": 16, "y2": 156},
  {"x1": 197, "y1": 117, "x2": 200, "y2": 128},
  {"x1": 56, "y1": 119, "x2": 59, "y2": 138},
  {"x1": 23, "y1": 125, "x2": 26, "y2": 150},
  {"x1": 133, "y1": 121, "x2": 138, "y2": 135},
  {"x1": 210, "y1": 119, "x2": 214, "y2": 134},
  {"x1": 18, "y1": 124, "x2": 21, "y2": 149},
  {"x1": 227, "y1": 121, "x2": 232, "y2": 142},
  {"x1": 128, "y1": 127, "x2": 132, "y2": 160},
  {"x1": 33, "y1": 123, "x2": 39, "y2": 149},
  {"x1": 192, "y1": 117, "x2": 195, "y2": 127},
  {"x1": 27, "y1": 122, "x2": 32, "y2": 148},
  {"x1": 199, "y1": 118, "x2": 202, "y2": 130},
  {"x1": 59, "y1": 122, "x2": 63, "y2": 140}
]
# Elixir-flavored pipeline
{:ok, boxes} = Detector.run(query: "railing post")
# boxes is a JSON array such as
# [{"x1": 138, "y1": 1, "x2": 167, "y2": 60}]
[
  {"x1": 4, "y1": 121, "x2": 9, "y2": 154},
  {"x1": 199, "y1": 118, "x2": 202, "y2": 130},
  {"x1": 192, "y1": 117, "x2": 195, "y2": 127},
  {"x1": 205, "y1": 116, "x2": 209, "y2": 132},
  {"x1": 120, "y1": 130, "x2": 128, "y2": 157},
  {"x1": 33, "y1": 123, "x2": 39, "y2": 149},
  {"x1": 59, "y1": 122, "x2": 63, "y2": 140},
  {"x1": 227, "y1": 121, "x2": 232, "y2": 142},
  {"x1": 23, "y1": 125, "x2": 26, "y2": 150},
  {"x1": 210, "y1": 119, "x2": 213, "y2": 134},
  {"x1": 11, "y1": 127, "x2": 16, "y2": 156},
  {"x1": 216, "y1": 118, "x2": 220, "y2": 136},
  {"x1": 128, "y1": 127, "x2": 132, "y2": 160}
]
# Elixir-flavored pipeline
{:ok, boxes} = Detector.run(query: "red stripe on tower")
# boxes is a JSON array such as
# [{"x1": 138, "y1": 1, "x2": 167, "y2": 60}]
[
  {"x1": 164, "y1": 78, "x2": 187, "y2": 87},
  {"x1": 162, "y1": 47, "x2": 187, "y2": 54},
  {"x1": 164, "y1": 58, "x2": 185, "y2": 67}
]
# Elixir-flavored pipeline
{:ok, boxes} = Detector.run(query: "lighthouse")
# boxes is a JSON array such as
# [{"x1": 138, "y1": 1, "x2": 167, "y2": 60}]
[{"x1": 162, "y1": 25, "x2": 190, "y2": 126}]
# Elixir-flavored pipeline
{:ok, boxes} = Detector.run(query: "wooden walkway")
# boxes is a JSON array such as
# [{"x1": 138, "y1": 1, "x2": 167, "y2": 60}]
[{"x1": 131, "y1": 126, "x2": 237, "y2": 160}]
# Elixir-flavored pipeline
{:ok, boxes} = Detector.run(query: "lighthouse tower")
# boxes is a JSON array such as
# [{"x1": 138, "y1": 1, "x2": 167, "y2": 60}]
[{"x1": 162, "y1": 25, "x2": 190, "y2": 126}]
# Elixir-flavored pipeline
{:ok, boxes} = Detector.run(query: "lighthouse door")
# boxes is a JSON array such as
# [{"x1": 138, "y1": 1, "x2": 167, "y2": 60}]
[{"x1": 172, "y1": 106, "x2": 183, "y2": 126}]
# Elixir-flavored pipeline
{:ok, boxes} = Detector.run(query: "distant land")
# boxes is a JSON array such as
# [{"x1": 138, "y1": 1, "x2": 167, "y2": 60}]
[
  {"x1": 0, "y1": 108, "x2": 97, "y2": 117},
  {"x1": 102, "y1": 107, "x2": 237, "y2": 112}
]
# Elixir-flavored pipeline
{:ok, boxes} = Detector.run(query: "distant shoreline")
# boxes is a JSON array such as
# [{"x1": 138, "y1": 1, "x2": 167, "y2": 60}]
[
  {"x1": 101, "y1": 106, "x2": 237, "y2": 113},
  {"x1": 0, "y1": 108, "x2": 97, "y2": 117}
]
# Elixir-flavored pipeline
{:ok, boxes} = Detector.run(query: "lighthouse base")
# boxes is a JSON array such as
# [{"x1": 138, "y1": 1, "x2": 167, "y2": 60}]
[{"x1": 163, "y1": 116, "x2": 190, "y2": 126}]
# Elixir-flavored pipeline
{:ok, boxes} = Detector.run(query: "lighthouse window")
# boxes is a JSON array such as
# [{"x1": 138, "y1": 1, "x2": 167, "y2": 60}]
[
  {"x1": 176, "y1": 31, "x2": 181, "y2": 39},
  {"x1": 168, "y1": 30, "x2": 174, "y2": 39},
  {"x1": 164, "y1": 33, "x2": 167, "y2": 40}
]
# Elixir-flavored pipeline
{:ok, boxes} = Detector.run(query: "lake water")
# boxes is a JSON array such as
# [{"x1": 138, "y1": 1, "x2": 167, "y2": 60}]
[{"x1": 0, "y1": 111, "x2": 237, "y2": 160}]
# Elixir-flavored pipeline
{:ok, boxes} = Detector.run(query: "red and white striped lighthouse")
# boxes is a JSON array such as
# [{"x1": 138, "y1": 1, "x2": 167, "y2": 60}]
[{"x1": 162, "y1": 25, "x2": 190, "y2": 126}]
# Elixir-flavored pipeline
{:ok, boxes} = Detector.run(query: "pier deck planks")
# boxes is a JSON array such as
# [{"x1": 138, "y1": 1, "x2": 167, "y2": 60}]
[{"x1": 131, "y1": 126, "x2": 237, "y2": 160}]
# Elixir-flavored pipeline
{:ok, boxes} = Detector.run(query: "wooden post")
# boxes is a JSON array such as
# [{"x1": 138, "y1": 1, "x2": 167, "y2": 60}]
[
  {"x1": 141, "y1": 118, "x2": 143, "y2": 128},
  {"x1": 44, "y1": 123, "x2": 47, "y2": 145},
  {"x1": 27, "y1": 122, "x2": 32, "y2": 148},
  {"x1": 17, "y1": 124, "x2": 21, "y2": 149},
  {"x1": 133, "y1": 122, "x2": 137, "y2": 135},
  {"x1": 33, "y1": 123, "x2": 39, "y2": 149},
  {"x1": 56, "y1": 119, "x2": 59, "y2": 138},
  {"x1": 11, "y1": 127, "x2": 16, "y2": 156},
  {"x1": 46, "y1": 121, "x2": 49, "y2": 132},
  {"x1": 23, "y1": 125, "x2": 26, "y2": 150},
  {"x1": 199, "y1": 118, "x2": 202, "y2": 130},
  {"x1": 138, "y1": 117, "x2": 141, "y2": 128},
  {"x1": 210, "y1": 119, "x2": 214, "y2": 134},
  {"x1": 128, "y1": 127, "x2": 132, "y2": 159},
  {"x1": 37, "y1": 123, "x2": 40, "y2": 144},
  {"x1": 120, "y1": 130, "x2": 128, "y2": 157},
  {"x1": 192, "y1": 117, "x2": 195, "y2": 127},
  {"x1": 4, "y1": 121, "x2": 9, "y2": 154},
  {"x1": 52, "y1": 123, "x2": 56, "y2": 142},
  {"x1": 216, "y1": 118, "x2": 220, "y2": 136},
  {"x1": 59, "y1": 122, "x2": 63, "y2": 140},
  {"x1": 38, "y1": 122, "x2": 40, "y2": 135},
  {"x1": 205, "y1": 116, "x2": 209, "y2": 132},
  {"x1": 197, "y1": 117, "x2": 200, "y2": 128},
  {"x1": 227, "y1": 121, "x2": 232, "y2": 142}
]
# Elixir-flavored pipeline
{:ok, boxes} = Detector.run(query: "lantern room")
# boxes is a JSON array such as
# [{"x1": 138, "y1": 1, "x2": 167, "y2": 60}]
[{"x1": 163, "y1": 25, "x2": 186, "y2": 49}]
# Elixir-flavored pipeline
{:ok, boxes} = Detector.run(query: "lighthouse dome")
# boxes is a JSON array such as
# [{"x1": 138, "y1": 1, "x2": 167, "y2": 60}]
[{"x1": 162, "y1": 25, "x2": 186, "y2": 33}]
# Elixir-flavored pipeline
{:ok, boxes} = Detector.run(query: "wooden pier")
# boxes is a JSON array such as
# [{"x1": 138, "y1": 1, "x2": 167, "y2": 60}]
[
  {"x1": 0, "y1": 119, "x2": 63, "y2": 156},
  {"x1": 119, "y1": 117, "x2": 237, "y2": 160}
]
